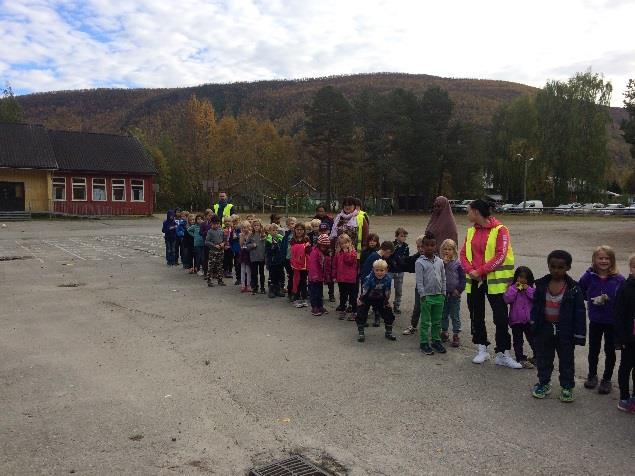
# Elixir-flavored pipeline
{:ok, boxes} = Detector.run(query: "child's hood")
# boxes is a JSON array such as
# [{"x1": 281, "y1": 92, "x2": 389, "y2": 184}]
[
  {"x1": 166, "y1": 209, "x2": 175, "y2": 221},
  {"x1": 474, "y1": 216, "x2": 501, "y2": 230}
]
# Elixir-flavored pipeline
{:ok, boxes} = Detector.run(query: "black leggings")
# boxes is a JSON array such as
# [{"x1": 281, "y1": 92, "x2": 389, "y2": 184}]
[
  {"x1": 250, "y1": 261, "x2": 265, "y2": 291},
  {"x1": 588, "y1": 321, "x2": 616, "y2": 381},
  {"x1": 338, "y1": 282, "x2": 357, "y2": 311},
  {"x1": 618, "y1": 343, "x2": 635, "y2": 400},
  {"x1": 467, "y1": 282, "x2": 511, "y2": 353}
]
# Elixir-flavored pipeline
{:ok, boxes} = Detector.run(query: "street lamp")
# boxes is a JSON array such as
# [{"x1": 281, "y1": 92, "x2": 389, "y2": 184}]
[{"x1": 516, "y1": 154, "x2": 535, "y2": 211}]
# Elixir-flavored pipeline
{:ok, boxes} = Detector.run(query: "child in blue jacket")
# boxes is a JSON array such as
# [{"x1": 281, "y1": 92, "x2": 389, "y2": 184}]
[
  {"x1": 162, "y1": 210, "x2": 177, "y2": 266},
  {"x1": 531, "y1": 250, "x2": 587, "y2": 403}
]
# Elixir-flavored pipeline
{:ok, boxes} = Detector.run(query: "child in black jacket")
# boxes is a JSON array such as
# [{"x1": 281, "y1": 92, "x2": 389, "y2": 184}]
[
  {"x1": 615, "y1": 254, "x2": 635, "y2": 412},
  {"x1": 531, "y1": 250, "x2": 586, "y2": 403}
]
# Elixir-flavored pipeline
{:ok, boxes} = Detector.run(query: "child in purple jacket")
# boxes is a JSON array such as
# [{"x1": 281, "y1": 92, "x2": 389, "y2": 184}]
[
  {"x1": 504, "y1": 266, "x2": 536, "y2": 369},
  {"x1": 440, "y1": 239, "x2": 465, "y2": 347},
  {"x1": 579, "y1": 245, "x2": 625, "y2": 395}
]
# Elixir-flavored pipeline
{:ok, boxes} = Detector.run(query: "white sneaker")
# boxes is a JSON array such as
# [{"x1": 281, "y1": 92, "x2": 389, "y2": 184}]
[
  {"x1": 472, "y1": 345, "x2": 490, "y2": 364},
  {"x1": 197, "y1": 270, "x2": 204, "y2": 276},
  {"x1": 301, "y1": 300, "x2": 309, "y2": 308},
  {"x1": 293, "y1": 300, "x2": 303, "y2": 308},
  {"x1": 495, "y1": 350, "x2": 522, "y2": 369}
]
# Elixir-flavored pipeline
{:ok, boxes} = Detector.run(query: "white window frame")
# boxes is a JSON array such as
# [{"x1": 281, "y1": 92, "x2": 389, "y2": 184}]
[
  {"x1": 92, "y1": 178, "x2": 107, "y2": 201},
  {"x1": 71, "y1": 177, "x2": 87, "y2": 201},
  {"x1": 131, "y1": 179, "x2": 145, "y2": 202},
  {"x1": 52, "y1": 177, "x2": 66, "y2": 201},
  {"x1": 112, "y1": 178, "x2": 126, "y2": 202}
]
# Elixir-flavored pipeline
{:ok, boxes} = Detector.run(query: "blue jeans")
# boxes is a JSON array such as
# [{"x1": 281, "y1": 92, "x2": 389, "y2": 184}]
[
  {"x1": 194, "y1": 245, "x2": 205, "y2": 270},
  {"x1": 441, "y1": 294, "x2": 461, "y2": 334},
  {"x1": 390, "y1": 272, "x2": 404, "y2": 310},
  {"x1": 164, "y1": 237, "x2": 176, "y2": 265},
  {"x1": 308, "y1": 282, "x2": 323, "y2": 309}
]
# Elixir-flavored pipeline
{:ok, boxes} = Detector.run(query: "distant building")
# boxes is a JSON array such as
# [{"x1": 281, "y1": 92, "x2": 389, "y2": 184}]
[{"x1": 0, "y1": 123, "x2": 157, "y2": 216}]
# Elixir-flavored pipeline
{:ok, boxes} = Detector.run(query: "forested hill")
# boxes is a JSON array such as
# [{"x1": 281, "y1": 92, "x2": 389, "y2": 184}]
[{"x1": 18, "y1": 73, "x2": 543, "y2": 134}]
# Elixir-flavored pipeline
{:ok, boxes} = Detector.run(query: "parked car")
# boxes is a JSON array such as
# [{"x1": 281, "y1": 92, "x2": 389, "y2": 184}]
[
  {"x1": 448, "y1": 199, "x2": 461, "y2": 210},
  {"x1": 574, "y1": 203, "x2": 605, "y2": 215},
  {"x1": 511, "y1": 200, "x2": 543, "y2": 213},
  {"x1": 497, "y1": 203, "x2": 515, "y2": 212},
  {"x1": 554, "y1": 203, "x2": 582, "y2": 215},
  {"x1": 623, "y1": 204, "x2": 635, "y2": 216},
  {"x1": 453, "y1": 199, "x2": 474, "y2": 213},
  {"x1": 601, "y1": 203, "x2": 626, "y2": 215}
]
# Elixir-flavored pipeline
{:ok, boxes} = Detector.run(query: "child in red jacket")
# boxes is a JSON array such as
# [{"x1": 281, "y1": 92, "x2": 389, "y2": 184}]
[
  {"x1": 333, "y1": 233, "x2": 358, "y2": 320},
  {"x1": 289, "y1": 223, "x2": 311, "y2": 308},
  {"x1": 308, "y1": 234, "x2": 334, "y2": 316}
]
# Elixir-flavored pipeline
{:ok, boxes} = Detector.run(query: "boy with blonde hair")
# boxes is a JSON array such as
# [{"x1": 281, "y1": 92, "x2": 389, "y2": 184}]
[{"x1": 356, "y1": 259, "x2": 396, "y2": 343}]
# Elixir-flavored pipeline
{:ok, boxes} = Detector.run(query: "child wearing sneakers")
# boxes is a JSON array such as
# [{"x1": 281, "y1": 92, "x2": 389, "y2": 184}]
[
  {"x1": 360, "y1": 240, "x2": 395, "y2": 327},
  {"x1": 531, "y1": 250, "x2": 587, "y2": 402},
  {"x1": 389, "y1": 227, "x2": 409, "y2": 315},
  {"x1": 333, "y1": 233, "x2": 358, "y2": 320},
  {"x1": 205, "y1": 215, "x2": 226, "y2": 287},
  {"x1": 356, "y1": 259, "x2": 396, "y2": 342},
  {"x1": 238, "y1": 221, "x2": 252, "y2": 292},
  {"x1": 265, "y1": 223, "x2": 286, "y2": 298},
  {"x1": 580, "y1": 245, "x2": 625, "y2": 395},
  {"x1": 289, "y1": 223, "x2": 311, "y2": 308},
  {"x1": 308, "y1": 234, "x2": 334, "y2": 316},
  {"x1": 415, "y1": 232, "x2": 447, "y2": 355},
  {"x1": 319, "y1": 222, "x2": 336, "y2": 303},
  {"x1": 503, "y1": 266, "x2": 536, "y2": 368},
  {"x1": 615, "y1": 254, "x2": 635, "y2": 412},
  {"x1": 439, "y1": 239, "x2": 465, "y2": 347}
]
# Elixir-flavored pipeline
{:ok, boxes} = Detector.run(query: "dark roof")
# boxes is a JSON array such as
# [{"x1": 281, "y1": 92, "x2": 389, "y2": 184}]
[
  {"x1": 49, "y1": 130, "x2": 157, "y2": 175},
  {"x1": 0, "y1": 123, "x2": 58, "y2": 169}
]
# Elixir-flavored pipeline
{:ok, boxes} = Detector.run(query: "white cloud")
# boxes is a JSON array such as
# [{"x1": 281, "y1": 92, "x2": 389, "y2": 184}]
[{"x1": 0, "y1": 0, "x2": 633, "y2": 106}]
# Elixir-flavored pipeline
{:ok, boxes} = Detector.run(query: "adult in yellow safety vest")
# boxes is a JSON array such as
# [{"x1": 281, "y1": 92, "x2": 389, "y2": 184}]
[
  {"x1": 329, "y1": 196, "x2": 369, "y2": 257},
  {"x1": 459, "y1": 199, "x2": 521, "y2": 368},
  {"x1": 212, "y1": 191, "x2": 234, "y2": 226}
]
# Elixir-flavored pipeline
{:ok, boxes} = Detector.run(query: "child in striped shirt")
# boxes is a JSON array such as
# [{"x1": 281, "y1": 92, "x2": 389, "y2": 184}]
[{"x1": 530, "y1": 250, "x2": 587, "y2": 403}]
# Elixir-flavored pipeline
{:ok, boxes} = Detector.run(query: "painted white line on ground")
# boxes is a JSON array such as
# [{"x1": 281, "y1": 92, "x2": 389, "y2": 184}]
[
  {"x1": 15, "y1": 240, "x2": 45, "y2": 264},
  {"x1": 43, "y1": 240, "x2": 86, "y2": 261}
]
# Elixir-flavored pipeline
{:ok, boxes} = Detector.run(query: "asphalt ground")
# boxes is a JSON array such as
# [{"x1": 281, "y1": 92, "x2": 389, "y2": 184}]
[{"x1": 1, "y1": 214, "x2": 633, "y2": 475}]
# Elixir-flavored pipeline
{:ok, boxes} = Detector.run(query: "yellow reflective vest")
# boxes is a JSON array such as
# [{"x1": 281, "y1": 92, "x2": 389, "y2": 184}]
[
  {"x1": 356, "y1": 211, "x2": 366, "y2": 254},
  {"x1": 464, "y1": 224, "x2": 514, "y2": 294},
  {"x1": 213, "y1": 203, "x2": 233, "y2": 225}
]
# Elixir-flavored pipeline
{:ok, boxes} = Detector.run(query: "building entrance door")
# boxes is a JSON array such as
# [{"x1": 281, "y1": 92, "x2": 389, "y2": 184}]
[{"x1": 0, "y1": 182, "x2": 26, "y2": 211}]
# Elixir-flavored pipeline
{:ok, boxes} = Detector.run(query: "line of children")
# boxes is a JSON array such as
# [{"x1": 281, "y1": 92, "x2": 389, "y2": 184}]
[{"x1": 162, "y1": 214, "x2": 635, "y2": 411}]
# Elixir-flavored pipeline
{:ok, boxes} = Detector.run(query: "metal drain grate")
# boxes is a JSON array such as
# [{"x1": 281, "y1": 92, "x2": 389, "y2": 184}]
[{"x1": 249, "y1": 455, "x2": 332, "y2": 476}]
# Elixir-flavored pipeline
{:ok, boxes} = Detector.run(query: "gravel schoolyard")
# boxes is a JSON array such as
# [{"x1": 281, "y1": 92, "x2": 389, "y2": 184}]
[{"x1": 1, "y1": 214, "x2": 633, "y2": 475}]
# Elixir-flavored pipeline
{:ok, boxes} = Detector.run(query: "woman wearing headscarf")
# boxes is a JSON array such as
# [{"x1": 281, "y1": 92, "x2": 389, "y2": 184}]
[
  {"x1": 406, "y1": 196, "x2": 460, "y2": 336},
  {"x1": 425, "y1": 196, "x2": 458, "y2": 252}
]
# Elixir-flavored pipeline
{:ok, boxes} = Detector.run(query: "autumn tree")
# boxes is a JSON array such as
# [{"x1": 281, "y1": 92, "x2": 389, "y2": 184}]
[{"x1": 536, "y1": 71, "x2": 612, "y2": 203}]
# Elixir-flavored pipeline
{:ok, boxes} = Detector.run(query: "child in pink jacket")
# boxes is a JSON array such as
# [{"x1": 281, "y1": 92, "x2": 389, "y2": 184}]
[
  {"x1": 308, "y1": 234, "x2": 334, "y2": 316},
  {"x1": 333, "y1": 233, "x2": 358, "y2": 320},
  {"x1": 290, "y1": 223, "x2": 311, "y2": 308},
  {"x1": 503, "y1": 266, "x2": 536, "y2": 369}
]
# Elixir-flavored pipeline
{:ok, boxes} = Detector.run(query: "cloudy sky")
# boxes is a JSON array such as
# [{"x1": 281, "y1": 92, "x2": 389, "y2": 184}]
[{"x1": 1, "y1": 0, "x2": 633, "y2": 106}]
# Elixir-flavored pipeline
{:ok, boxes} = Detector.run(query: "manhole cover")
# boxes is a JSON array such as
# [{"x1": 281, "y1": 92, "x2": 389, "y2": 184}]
[{"x1": 249, "y1": 455, "x2": 332, "y2": 476}]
